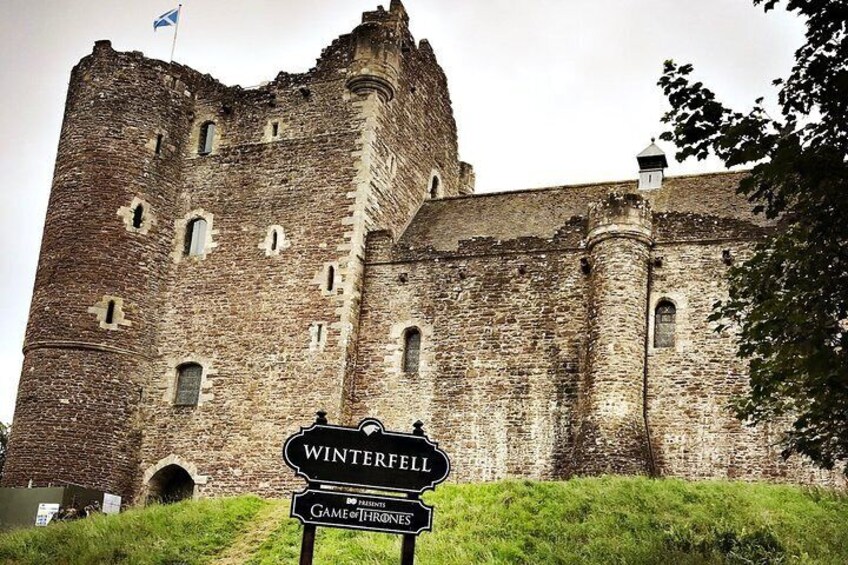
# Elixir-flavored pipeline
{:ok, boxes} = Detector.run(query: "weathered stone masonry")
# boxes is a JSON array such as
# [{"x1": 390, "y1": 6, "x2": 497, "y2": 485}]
[{"x1": 3, "y1": 0, "x2": 842, "y2": 502}]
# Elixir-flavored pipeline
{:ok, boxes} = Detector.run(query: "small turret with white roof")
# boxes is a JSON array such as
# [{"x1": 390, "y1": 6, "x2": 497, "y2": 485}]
[{"x1": 637, "y1": 139, "x2": 669, "y2": 190}]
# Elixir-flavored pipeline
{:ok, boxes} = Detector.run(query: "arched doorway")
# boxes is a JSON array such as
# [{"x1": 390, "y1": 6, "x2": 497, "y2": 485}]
[{"x1": 146, "y1": 464, "x2": 195, "y2": 504}]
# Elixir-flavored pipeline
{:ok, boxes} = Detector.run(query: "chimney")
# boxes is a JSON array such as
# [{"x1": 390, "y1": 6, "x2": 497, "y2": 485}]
[{"x1": 636, "y1": 139, "x2": 668, "y2": 190}]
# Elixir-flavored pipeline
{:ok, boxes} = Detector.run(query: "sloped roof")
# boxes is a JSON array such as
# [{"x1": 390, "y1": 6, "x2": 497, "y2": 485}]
[
  {"x1": 637, "y1": 142, "x2": 667, "y2": 159},
  {"x1": 399, "y1": 171, "x2": 763, "y2": 252},
  {"x1": 636, "y1": 142, "x2": 669, "y2": 169}
]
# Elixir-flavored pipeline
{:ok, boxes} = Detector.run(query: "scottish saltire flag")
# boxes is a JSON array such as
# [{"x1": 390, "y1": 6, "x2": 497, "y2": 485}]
[{"x1": 154, "y1": 8, "x2": 179, "y2": 30}]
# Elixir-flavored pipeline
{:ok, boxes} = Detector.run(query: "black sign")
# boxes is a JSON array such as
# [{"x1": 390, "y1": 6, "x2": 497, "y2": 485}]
[
  {"x1": 283, "y1": 418, "x2": 450, "y2": 493},
  {"x1": 291, "y1": 489, "x2": 433, "y2": 536}
]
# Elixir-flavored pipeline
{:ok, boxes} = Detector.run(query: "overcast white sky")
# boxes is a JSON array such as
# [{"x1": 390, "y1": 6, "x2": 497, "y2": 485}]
[{"x1": 0, "y1": 0, "x2": 804, "y2": 422}]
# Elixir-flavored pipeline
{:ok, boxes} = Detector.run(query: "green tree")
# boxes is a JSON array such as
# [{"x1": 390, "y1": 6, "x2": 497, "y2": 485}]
[
  {"x1": 658, "y1": 0, "x2": 848, "y2": 473},
  {"x1": 0, "y1": 422, "x2": 8, "y2": 480}
]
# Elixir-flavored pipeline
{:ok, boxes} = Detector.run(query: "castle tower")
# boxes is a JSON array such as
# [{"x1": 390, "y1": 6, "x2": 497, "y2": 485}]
[
  {"x1": 346, "y1": 0, "x2": 406, "y2": 102},
  {"x1": 2, "y1": 40, "x2": 194, "y2": 497},
  {"x1": 4, "y1": 1, "x2": 465, "y2": 501},
  {"x1": 575, "y1": 193, "x2": 654, "y2": 475}
]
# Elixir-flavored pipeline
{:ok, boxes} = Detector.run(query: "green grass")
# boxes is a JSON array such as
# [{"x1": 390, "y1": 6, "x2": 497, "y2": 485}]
[
  {"x1": 248, "y1": 478, "x2": 848, "y2": 565},
  {"x1": 0, "y1": 495, "x2": 266, "y2": 565},
  {"x1": 1, "y1": 478, "x2": 847, "y2": 564}
]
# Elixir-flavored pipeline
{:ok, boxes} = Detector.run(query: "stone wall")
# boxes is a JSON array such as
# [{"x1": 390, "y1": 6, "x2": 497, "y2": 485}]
[
  {"x1": 351, "y1": 183, "x2": 844, "y2": 487},
  {"x1": 352, "y1": 229, "x2": 587, "y2": 482},
  {"x1": 140, "y1": 50, "x2": 363, "y2": 496},
  {"x1": 646, "y1": 239, "x2": 839, "y2": 485}
]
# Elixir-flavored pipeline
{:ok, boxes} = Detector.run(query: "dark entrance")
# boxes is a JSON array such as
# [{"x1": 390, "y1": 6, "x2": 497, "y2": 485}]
[{"x1": 146, "y1": 464, "x2": 195, "y2": 504}]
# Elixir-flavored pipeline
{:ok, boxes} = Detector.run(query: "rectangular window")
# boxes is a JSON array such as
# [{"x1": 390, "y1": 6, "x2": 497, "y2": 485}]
[
  {"x1": 175, "y1": 365, "x2": 202, "y2": 406},
  {"x1": 155, "y1": 134, "x2": 164, "y2": 155},
  {"x1": 403, "y1": 329, "x2": 421, "y2": 373},
  {"x1": 272, "y1": 122, "x2": 279, "y2": 137},
  {"x1": 186, "y1": 219, "x2": 208, "y2": 257}
]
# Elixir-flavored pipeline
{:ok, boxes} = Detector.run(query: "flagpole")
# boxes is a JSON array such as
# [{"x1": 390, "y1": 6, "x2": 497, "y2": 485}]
[{"x1": 170, "y1": 4, "x2": 182, "y2": 63}]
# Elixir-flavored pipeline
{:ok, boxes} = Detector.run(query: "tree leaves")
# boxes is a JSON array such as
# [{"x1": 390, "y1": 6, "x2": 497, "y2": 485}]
[
  {"x1": 659, "y1": 0, "x2": 848, "y2": 474},
  {"x1": 0, "y1": 422, "x2": 8, "y2": 481}
]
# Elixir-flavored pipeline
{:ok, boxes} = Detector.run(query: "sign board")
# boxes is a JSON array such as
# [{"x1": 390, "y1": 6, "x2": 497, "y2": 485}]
[
  {"x1": 35, "y1": 503, "x2": 60, "y2": 527},
  {"x1": 291, "y1": 489, "x2": 433, "y2": 536},
  {"x1": 283, "y1": 413, "x2": 451, "y2": 565},
  {"x1": 102, "y1": 493, "x2": 122, "y2": 515},
  {"x1": 283, "y1": 418, "x2": 450, "y2": 494}
]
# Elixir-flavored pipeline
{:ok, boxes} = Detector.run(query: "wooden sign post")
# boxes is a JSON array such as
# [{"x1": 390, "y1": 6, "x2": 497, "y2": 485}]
[{"x1": 283, "y1": 412, "x2": 451, "y2": 565}]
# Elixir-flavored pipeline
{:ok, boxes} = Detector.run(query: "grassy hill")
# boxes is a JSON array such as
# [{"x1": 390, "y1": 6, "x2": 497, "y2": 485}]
[{"x1": 1, "y1": 477, "x2": 847, "y2": 564}]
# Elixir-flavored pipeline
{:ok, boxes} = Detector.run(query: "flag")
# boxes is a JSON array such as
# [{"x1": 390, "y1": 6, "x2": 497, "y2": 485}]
[{"x1": 154, "y1": 8, "x2": 179, "y2": 31}]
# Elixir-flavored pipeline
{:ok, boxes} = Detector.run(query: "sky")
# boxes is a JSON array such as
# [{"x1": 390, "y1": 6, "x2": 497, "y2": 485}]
[{"x1": 0, "y1": 0, "x2": 805, "y2": 423}]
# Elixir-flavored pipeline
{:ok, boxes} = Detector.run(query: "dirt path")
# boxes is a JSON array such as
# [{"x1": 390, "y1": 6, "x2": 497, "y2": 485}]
[{"x1": 213, "y1": 500, "x2": 289, "y2": 564}]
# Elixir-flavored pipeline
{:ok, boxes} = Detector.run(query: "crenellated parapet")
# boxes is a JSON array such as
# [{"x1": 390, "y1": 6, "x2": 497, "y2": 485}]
[{"x1": 586, "y1": 192, "x2": 653, "y2": 248}]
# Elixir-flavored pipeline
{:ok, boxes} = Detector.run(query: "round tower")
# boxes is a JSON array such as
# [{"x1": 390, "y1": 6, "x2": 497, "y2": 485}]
[
  {"x1": 2, "y1": 41, "x2": 192, "y2": 499},
  {"x1": 345, "y1": 0, "x2": 407, "y2": 102},
  {"x1": 575, "y1": 193, "x2": 654, "y2": 475}
]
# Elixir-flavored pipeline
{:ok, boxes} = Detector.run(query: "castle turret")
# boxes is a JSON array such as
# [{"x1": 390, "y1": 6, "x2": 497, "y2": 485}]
[
  {"x1": 575, "y1": 193, "x2": 654, "y2": 475},
  {"x1": 346, "y1": 0, "x2": 407, "y2": 102},
  {"x1": 1, "y1": 41, "x2": 194, "y2": 498}
]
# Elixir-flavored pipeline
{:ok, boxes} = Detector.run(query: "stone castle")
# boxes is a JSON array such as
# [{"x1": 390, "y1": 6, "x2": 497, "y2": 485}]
[{"x1": 3, "y1": 1, "x2": 841, "y2": 503}]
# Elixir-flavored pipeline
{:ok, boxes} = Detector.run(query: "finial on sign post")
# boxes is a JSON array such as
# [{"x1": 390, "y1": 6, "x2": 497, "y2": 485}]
[
  {"x1": 316, "y1": 411, "x2": 328, "y2": 425},
  {"x1": 412, "y1": 420, "x2": 424, "y2": 436}
]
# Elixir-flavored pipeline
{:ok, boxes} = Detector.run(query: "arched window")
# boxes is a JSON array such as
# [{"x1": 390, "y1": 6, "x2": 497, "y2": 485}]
[
  {"x1": 184, "y1": 218, "x2": 208, "y2": 257},
  {"x1": 402, "y1": 327, "x2": 421, "y2": 373},
  {"x1": 132, "y1": 203, "x2": 145, "y2": 229},
  {"x1": 326, "y1": 265, "x2": 335, "y2": 292},
  {"x1": 174, "y1": 363, "x2": 202, "y2": 406},
  {"x1": 654, "y1": 301, "x2": 677, "y2": 348},
  {"x1": 429, "y1": 175, "x2": 440, "y2": 199},
  {"x1": 198, "y1": 121, "x2": 216, "y2": 155}
]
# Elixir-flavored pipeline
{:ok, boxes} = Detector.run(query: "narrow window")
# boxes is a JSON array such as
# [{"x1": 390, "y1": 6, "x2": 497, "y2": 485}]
[
  {"x1": 271, "y1": 230, "x2": 279, "y2": 251},
  {"x1": 198, "y1": 122, "x2": 215, "y2": 155},
  {"x1": 105, "y1": 300, "x2": 116, "y2": 325},
  {"x1": 403, "y1": 327, "x2": 421, "y2": 373},
  {"x1": 155, "y1": 134, "x2": 164, "y2": 155},
  {"x1": 310, "y1": 322, "x2": 327, "y2": 351},
  {"x1": 429, "y1": 176, "x2": 440, "y2": 199},
  {"x1": 184, "y1": 218, "x2": 208, "y2": 257},
  {"x1": 174, "y1": 363, "x2": 202, "y2": 406},
  {"x1": 271, "y1": 121, "x2": 279, "y2": 137},
  {"x1": 654, "y1": 301, "x2": 677, "y2": 348},
  {"x1": 132, "y1": 204, "x2": 144, "y2": 229},
  {"x1": 326, "y1": 266, "x2": 335, "y2": 292}
]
